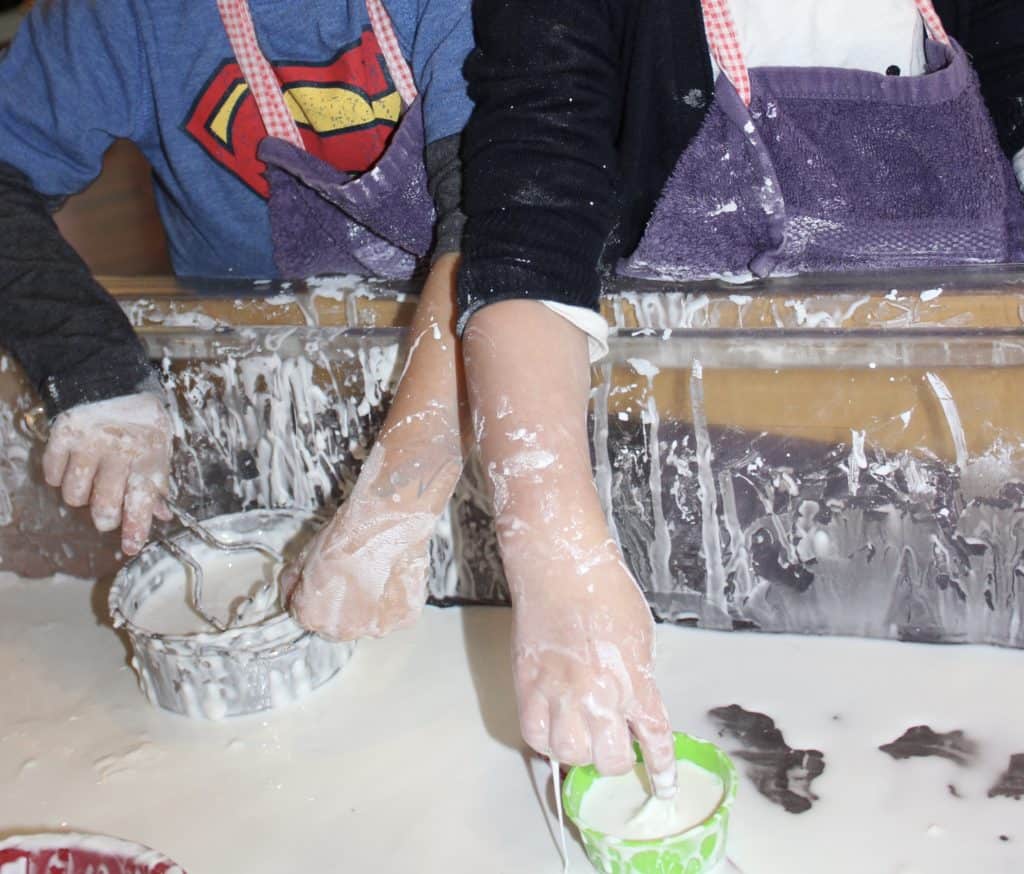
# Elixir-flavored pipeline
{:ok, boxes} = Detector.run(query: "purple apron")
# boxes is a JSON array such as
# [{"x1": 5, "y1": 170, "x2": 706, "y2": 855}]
[
  {"x1": 620, "y1": 0, "x2": 1024, "y2": 280},
  {"x1": 217, "y1": 0, "x2": 435, "y2": 280}
]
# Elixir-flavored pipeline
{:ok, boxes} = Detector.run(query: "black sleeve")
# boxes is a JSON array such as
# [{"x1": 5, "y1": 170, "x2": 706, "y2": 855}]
[
  {"x1": 425, "y1": 133, "x2": 465, "y2": 259},
  {"x1": 954, "y1": 0, "x2": 1024, "y2": 158},
  {"x1": 457, "y1": 0, "x2": 625, "y2": 329},
  {"x1": 0, "y1": 160, "x2": 158, "y2": 418}
]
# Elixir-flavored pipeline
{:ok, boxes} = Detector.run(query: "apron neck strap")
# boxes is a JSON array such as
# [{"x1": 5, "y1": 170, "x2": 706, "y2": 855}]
[
  {"x1": 365, "y1": 0, "x2": 418, "y2": 107},
  {"x1": 216, "y1": 0, "x2": 305, "y2": 148},
  {"x1": 701, "y1": 0, "x2": 951, "y2": 107},
  {"x1": 216, "y1": 0, "x2": 419, "y2": 152}
]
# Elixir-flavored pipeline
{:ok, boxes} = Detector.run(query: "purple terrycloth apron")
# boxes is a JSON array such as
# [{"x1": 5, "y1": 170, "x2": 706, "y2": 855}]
[
  {"x1": 620, "y1": 0, "x2": 1024, "y2": 281},
  {"x1": 216, "y1": 0, "x2": 435, "y2": 279}
]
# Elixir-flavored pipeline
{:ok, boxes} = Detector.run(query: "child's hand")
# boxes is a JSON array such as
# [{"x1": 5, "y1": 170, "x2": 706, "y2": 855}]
[
  {"x1": 511, "y1": 539, "x2": 678, "y2": 796},
  {"x1": 283, "y1": 254, "x2": 467, "y2": 641},
  {"x1": 42, "y1": 392, "x2": 173, "y2": 555},
  {"x1": 281, "y1": 444, "x2": 440, "y2": 640},
  {"x1": 462, "y1": 300, "x2": 676, "y2": 793}
]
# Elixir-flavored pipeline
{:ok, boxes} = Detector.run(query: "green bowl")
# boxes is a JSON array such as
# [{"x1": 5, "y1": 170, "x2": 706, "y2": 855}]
[{"x1": 562, "y1": 733, "x2": 737, "y2": 874}]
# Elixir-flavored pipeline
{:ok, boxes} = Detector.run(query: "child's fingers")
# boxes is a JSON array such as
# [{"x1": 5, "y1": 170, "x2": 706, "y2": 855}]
[
  {"x1": 550, "y1": 700, "x2": 592, "y2": 766},
  {"x1": 42, "y1": 432, "x2": 71, "y2": 488},
  {"x1": 61, "y1": 451, "x2": 100, "y2": 507},
  {"x1": 121, "y1": 476, "x2": 157, "y2": 556},
  {"x1": 518, "y1": 690, "x2": 553, "y2": 756},
  {"x1": 90, "y1": 459, "x2": 130, "y2": 532},
  {"x1": 587, "y1": 712, "x2": 634, "y2": 777},
  {"x1": 629, "y1": 691, "x2": 677, "y2": 799}
]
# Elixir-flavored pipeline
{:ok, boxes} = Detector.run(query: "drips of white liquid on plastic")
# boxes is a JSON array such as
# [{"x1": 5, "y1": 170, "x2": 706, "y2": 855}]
[
  {"x1": 579, "y1": 761, "x2": 725, "y2": 841},
  {"x1": 132, "y1": 549, "x2": 281, "y2": 635}
]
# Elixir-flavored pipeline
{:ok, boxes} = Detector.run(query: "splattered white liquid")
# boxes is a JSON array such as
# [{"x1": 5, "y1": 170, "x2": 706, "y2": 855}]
[
  {"x1": 580, "y1": 761, "x2": 725, "y2": 840},
  {"x1": 2, "y1": 577, "x2": 1023, "y2": 873},
  {"x1": 131, "y1": 549, "x2": 280, "y2": 635}
]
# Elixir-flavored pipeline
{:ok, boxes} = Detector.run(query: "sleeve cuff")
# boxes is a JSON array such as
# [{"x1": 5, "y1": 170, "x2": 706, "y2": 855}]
[
  {"x1": 42, "y1": 360, "x2": 162, "y2": 419},
  {"x1": 541, "y1": 301, "x2": 609, "y2": 363}
]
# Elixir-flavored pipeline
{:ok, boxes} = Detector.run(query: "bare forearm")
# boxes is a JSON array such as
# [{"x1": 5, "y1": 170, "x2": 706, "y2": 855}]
[
  {"x1": 463, "y1": 299, "x2": 604, "y2": 593},
  {"x1": 363, "y1": 253, "x2": 470, "y2": 510}
]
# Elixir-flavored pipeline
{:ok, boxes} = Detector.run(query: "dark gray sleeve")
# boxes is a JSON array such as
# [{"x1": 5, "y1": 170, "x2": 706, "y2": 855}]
[
  {"x1": 425, "y1": 133, "x2": 465, "y2": 259},
  {"x1": 0, "y1": 160, "x2": 158, "y2": 418}
]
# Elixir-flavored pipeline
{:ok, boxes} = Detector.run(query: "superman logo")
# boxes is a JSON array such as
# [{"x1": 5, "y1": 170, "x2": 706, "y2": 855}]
[{"x1": 184, "y1": 28, "x2": 401, "y2": 197}]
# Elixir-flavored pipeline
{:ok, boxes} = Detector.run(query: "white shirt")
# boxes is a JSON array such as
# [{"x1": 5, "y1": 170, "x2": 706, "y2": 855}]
[{"x1": 718, "y1": 0, "x2": 927, "y2": 76}]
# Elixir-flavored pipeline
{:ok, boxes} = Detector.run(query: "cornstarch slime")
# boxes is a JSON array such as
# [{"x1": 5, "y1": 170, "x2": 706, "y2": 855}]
[
  {"x1": 551, "y1": 757, "x2": 570, "y2": 873},
  {"x1": 580, "y1": 761, "x2": 724, "y2": 841},
  {"x1": 132, "y1": 548, "x2": 280, "y2": 634}
]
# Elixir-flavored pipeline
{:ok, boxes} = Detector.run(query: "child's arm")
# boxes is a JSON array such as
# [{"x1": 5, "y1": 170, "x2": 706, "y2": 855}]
[
  {"x1": 456, "y1": 0, "x2": 676, "y2": 783},
  {"x1": 283, "y1": 253, "x2": 470, "y2": 638},
  {"x1": 283, "y1": 0, "x2": 475, "y2": 638},
  {"x1": 0, "y1": 1, "x2": 170, "y2": 552},
  {"x1": 463, "y1": 300, "x2": 677, "y2": 794}
]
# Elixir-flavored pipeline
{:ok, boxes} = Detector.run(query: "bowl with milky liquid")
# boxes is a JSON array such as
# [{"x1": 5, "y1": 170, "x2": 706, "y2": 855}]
[
  {"x1": 563, "y1": 732, "x2": 737, "y2": 874},
  {"x1": 0, "y1": 833, "x2": 185, "y2": 873},
  {"x1": 109, "y1": 508, "x2": 354, "y2": 719}
]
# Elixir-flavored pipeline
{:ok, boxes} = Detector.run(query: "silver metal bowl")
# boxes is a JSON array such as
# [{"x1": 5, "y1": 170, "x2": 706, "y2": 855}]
[{"x1": 109, "y1": 508, "x2": 354, "y2": 719}]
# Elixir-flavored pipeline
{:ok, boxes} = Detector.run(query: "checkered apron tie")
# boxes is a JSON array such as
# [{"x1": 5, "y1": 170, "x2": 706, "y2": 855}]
[
  {"x1": 215, "y1": 0, "x2": 419, "y2": 151},
  {"x1": 701, "y1": 0, "x2": 951, "y2": 106}
]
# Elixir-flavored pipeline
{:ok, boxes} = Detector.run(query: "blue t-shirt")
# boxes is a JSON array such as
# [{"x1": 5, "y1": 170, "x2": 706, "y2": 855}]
[{"x1": 0, "y1": 0, "x2": 472, "y2": 277}]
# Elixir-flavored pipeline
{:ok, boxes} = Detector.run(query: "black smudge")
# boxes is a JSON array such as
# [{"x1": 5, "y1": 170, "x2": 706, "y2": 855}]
[
  {"x1": 879, "y1": 726, "x2": 978, "y2": 765},
  {"x1": 988, "y1": 754, "x2": 1024, "y2": 800},
  {"x1": 708, "y1": 704, "x2": 825, "y2": 814}
]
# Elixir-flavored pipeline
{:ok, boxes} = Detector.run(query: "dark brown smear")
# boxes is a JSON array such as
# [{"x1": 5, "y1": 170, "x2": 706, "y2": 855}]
[
  {"x1": 988, "y1": 754, "x2": 1024, "y2": 800},
  {"x1": 708, "y1": 705, "x2": 825, "y2": 815},
  {"x1": 879, "y1": 726, "x2": 978, "y2": 765},
  {"x1": 947, "y1": 783, "x2": 962, "y2": 798}
]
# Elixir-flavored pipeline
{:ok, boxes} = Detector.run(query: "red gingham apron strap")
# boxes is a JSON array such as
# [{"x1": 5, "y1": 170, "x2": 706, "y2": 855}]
[
  {"x1": 216, "y1": 0, "x2": 305, "y2": 149},
  {"x1": 701, "y1": 0, "x2": 751, "y2": 106},
  {"x1": 914, "y1": 0, "x2": 951, "y2": 45},
  {"x1": 365, "y1": 0, "x2": 418, "y2": 106},
  {"x1": 701, "y1": 0, "x2": 951, "y2": 108},
  {"x1": 217, "y1": 0, "x2": 418, "y2": 151}
]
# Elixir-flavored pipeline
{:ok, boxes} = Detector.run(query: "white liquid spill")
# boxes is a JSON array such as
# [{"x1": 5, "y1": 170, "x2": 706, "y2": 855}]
[
  {"x1": 591, "y1": 363, "x2": 621, "y2": 547},
  {"x1": 550, "y1": 757, "x2": 570, "y2": 874},
  {"x1": 636, "y1": 361, "x2": 673, "y2": 595},
  {"x1": 690, "y1": 361, "x2": 729, "y2": 625},
  {"x1": 1, "y1": 580, "x2": 1023, "y2": 872},
  {"x1": 925, "y1": 372, "x2": 969, "y2": 471},
  {"x1": 579, "y1": 761, "x2": 724, "y2": 841}
]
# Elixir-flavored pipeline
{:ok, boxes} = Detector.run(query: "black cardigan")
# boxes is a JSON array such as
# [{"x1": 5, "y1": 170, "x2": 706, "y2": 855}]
[{"x1": 458, "y1": 0, "x2": 1024, "y2": 322}]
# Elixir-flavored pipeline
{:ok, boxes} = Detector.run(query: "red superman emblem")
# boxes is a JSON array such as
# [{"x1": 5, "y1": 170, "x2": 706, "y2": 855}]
[{"x1": 184, "y1": 28, "x2": 401, "y2": 197}]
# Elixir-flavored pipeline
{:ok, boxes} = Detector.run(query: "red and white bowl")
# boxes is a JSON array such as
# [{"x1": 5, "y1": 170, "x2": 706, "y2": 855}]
[{"x1": 0, "y1": 833, "x2": 185, "y2": 873}]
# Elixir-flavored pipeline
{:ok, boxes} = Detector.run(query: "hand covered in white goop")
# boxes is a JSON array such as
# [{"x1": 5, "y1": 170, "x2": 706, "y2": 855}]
[
  {"x1": 511, "y1": 533, "x2": 678, "y2": 797},
  {"x1": 283, "y1": 255, "x2": 470, "y2": 641},
  {"x1": 463, "y1": 299, "x2": 678, "y2": 797},
  {"x1": 281, "y1": 440, "x2": 447, "y2": 640},
  {"x1": 42, "y1": 391, "x2": 173, "y2": 555}
]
